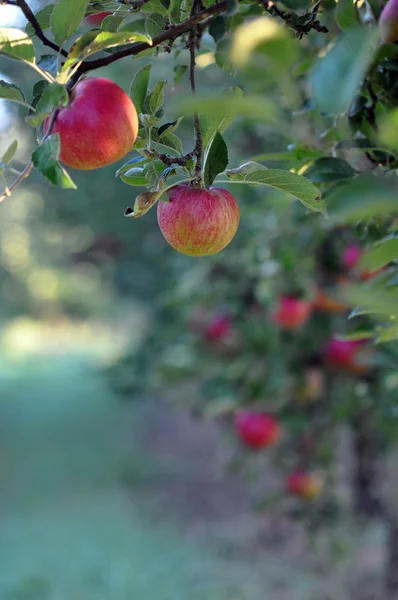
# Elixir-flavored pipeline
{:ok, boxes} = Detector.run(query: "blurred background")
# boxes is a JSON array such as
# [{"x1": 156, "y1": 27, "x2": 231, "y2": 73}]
[{"x1": 1, "y1": 2, "x2": 398, "y2": 599}]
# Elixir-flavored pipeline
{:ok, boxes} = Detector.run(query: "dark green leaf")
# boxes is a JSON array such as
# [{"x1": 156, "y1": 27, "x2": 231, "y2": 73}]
[
  {"x1": 311, "y1": 28, "x2": 378, "y2": 115},
  {"x1": 302, "y1": 157, "x2": 356, "y2": 183},
  {"x1": 215, "y1": 39, "x2": 233, "y2": 72},
  {"x1": 51, "y1": 0, "x2": 90, "y2": 45},
  {"x1": 146, "y1": 80, "x2": 167, "y2": 115},
  {"x1": 204, "y1": 130, "x2": 229, "y2": 189},
  {"x1": 0, "y1": 27, "x2": 35, "y2": 63},
  {"x1": 158, "y1": 118, "x2": 183, "y2": 138},
  {"x1": 225, "y1": 162, "x2": 326, "y2": 215},
  {"x1": 31, "y1": 134, "x2": 76, "y2": 189},
  {"x1": 209, "y1": 16, "x2": 226, "y2": 42},
  {"x1": 227, "y1": 0, "x2": 238, "y2": 15},
  {"x1": 361, "y1": 239, "x2": 398, "y2": 271},
  {"x1": 26, "y1": 83, "x2": 68, "y2": 127},
  {"x1": 145, "y1": 13, "x2": 164, "y2": 38},
  {"x1": 1, "y1": 140, "x2": 18, "y2": 166},
  {"x1": 130, "y1": 65, "x2": 152, "y2": 115},
  {"x1": 118, "y1": 18, "x2": 147, "y2": 33},
  {"x1": 173, "y1": 65, "x2": 188, "y2": 86},
  {"x1": 0, "y1": 80, "x2": 27, "y2": 106},
  {"x1": 328, "y1": 176, "x2": 398, "y2": 223},
  {"x1": 141, "y1": 0, "x2": 169, "y2": 15},
  {"x1": 25, "y1": 5, "x2": 54, "y2": 36}
]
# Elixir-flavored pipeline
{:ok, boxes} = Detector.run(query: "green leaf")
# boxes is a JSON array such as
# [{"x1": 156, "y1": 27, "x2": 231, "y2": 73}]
[
  {"x1": 51, "y1": 0, "x2": 90, "y2": 45},
  {"x1": 145, "y1": 13, "x2": 164, "y2": 38},
  {"x1": 169, "y1": 0, "x2": 183, "y2": 21},
  {"x1": 129, "y1": 65, "x2": 152, "y2": 115},
  {"x1": 157, "y1": 133, "x2": 183, "y2": 155},
  {"x1": 209, "y1": 16, "x2": 226, "y2": 42},
  {"x1": 336, "y1": 330, "x2": 374, "y2": 341},
  {"x1": 327, "y1": 176, "x2": 398, "y2": 223},
  {"x1": 146, "y1": 80, "x2": 167, "y2": 115},
  {"x1": 64, "y1": 31, "x2": 152, "y2": 69},
  {"x1": 335, "y1": 0, "x2": 359, "y2": 32},
  {"x1": 31, "y1": 134, "x2": 76, "y2": 189},
  {"x1": 115, "y1": 155, "x2": 151, "y2": 177},
  {"x1": 1, "y1": 140, "x2": 18, "y2": 166},
  {"x1": 215, "y1": 39, "x2": 233, "y2": 72},
  {"x1": 361, "y1": 239, "x2": 398, "y2": 271},
  {"x1": 225, "y1": 163, "x2": 326, "y2": 215},
  {"x1": 302, "y1": 157, "x2": 356, "y2": 183},
  {"x1": 342, "y1": 284, "x2": 398, "y2": 318},
  {"x1": 227, "y1": 0, "x2": 238, "y2": 15},
  {"x1": 101, "y1": 14, "x2": 125, "y2": 32},
  {"x1": 379, "y1": 109, "x2": 398, "y2": 151},
  {"x1": 311, "y1": 28, "x2": 378, "y2": 115},
  {"x1": 204, "y1": 131, "x2": 229, "y2": 189},
  {"x1": 26, "y1": 82, "x2": 68, "y2": 127},
  {"x1": 0, "y1": 80, "x2": 27, "y2": 107},
  {"x1": 200, "y1": 86, "x2": 242, "y2": 153},
  {"x1": 118, "y1": 18, "x2": 147, "y2": 33},
  {"x1": 141, "y1": 0, "x2": 169, "y2": 16},
  {"x1": 158, "y1": 117, "x2": 183, "y2": 138},
  {"x1": 173, "y1": 65, "x2": 188, "y2": 86},
  {"x1": 0, "y1": 27, "x2": 35, "y2": 63},
  {"x1": 38, "y1": 54, "x2": 58, "y2": 74},
  {"x1": 25, "y1": 5, "x2": 54, "y2": 36},
  {"x1": 120, "y1": 167, "x2": 148, "y2": 186}
]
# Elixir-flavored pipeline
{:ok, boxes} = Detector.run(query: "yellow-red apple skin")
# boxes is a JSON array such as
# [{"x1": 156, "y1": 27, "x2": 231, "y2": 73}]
[
  {"x1": 157, "y1": 185, "x2": 240, "y2": 256},
  {"x1": 44, "y1": 78, "x2": 138, "y2": 170}
]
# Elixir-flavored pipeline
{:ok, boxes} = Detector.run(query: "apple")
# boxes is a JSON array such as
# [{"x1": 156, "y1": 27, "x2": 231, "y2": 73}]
[
  {"x1": 157, "y1": 185, "x2": 240, "y2": 256},
  {"x1": 84, "y1": 11, "x2": 113, "y2": 26},
  {"x1": 379, "y1": 0, "x2": 398, "y2": 42},
  {"x1": 206, "y1": 315, "x2": 230, "y2": 342},
  {"x1": 234, "y1": 411, "x2": 281, "y2": 449},
  {"x1": 286, "y1": 471, "x2": 323, "y2": 500},
  {"x1": 44, "y1": 78, "x2": 138, "y2": 170},
  {"x1": 342, "y1": 244, "x2": 384, "y2": 281},
  {"x1": 324, "y1": 337, "x2": 371, "y2": 374},
  {"x1": 273, "y1": 296, "x2": 311, "y2": 329},
  {"x1": 342, "y1": 244, "x2": 362, "y2": 270}
]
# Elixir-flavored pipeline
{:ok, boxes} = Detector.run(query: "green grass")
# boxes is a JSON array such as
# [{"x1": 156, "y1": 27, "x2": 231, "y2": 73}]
[{"x1": 0, "y1": 356, "x2": 253, "y2": 600}]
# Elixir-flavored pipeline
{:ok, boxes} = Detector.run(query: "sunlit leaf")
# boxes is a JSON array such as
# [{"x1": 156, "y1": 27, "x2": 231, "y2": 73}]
[
  {"x1": 0, "y1": 27, "x2": 35, "y2": 63},
  {"x1": 51, "y1": 0, "x2": 90, "y2": 45}
]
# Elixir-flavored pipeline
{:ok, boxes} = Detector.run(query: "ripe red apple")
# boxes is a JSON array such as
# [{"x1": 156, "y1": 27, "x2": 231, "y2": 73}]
[
  {"x1": 234, "y1": 411, "x2": 281, "y2": 450},
  {"x1": 324, "y1": 337, "x2": 371, "y2": 374},
  {"x1": 157, "y1": 185, "x2": 240, "y2": 256},
  {"x1": 343, "y1": 244, "x2": 362, "y2": 270},
  {"x1": 273, "y1": 296, "x2": 311, "y2": 329},
  {"x1": 206, "y1": 315, "x2": 230, "y2": 342},
  {"x1": 286, "y1": 471, "x2": 323, "y2": 500},
  {"x1": 379, "y1": 0, "x2": 398, "y2": 42},
  {"x1": 84, "y1": 11, "x2": 113, "y2": 26},
  {"x1": 44, "y1": 78, "x2": 138, "y2": 170}
]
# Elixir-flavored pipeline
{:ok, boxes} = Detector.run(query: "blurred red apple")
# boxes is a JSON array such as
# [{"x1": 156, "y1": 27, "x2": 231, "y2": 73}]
[
  {"x1": 343, "y1": 244, "x2": 362, "y2": 270},
  {"x1": 324, "y1": 337, "x2": 372, "y2": 374},
  {"x1": 206, "y1": 315, "x2": 230, "y2": 342},
  {"x1": 84, "y1": 11, "x2": 112, "y2": 26},
  {"x1": 379, "y1": 0, "x2": 398, "y2": 42},
  {"x1": 273, "y1": 296, "x2": 311, "y2": 329},
  {"x1": 157, "y1": 185, "x2": 240, "y2": 256},
  {"x1": 234, "y1": 411, "x2": 281, "y2": 449},
  {"x1": 44, "y1": 77, "x2": 138, "y2": 170},
  {"x1": 286, "y1": 471, "x2": 323, "y2": 500}
]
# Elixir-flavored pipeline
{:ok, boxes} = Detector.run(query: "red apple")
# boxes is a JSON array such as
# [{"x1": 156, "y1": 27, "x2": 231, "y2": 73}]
[
  {"x1": 234, "y1": 411, "x2": 281, "y2": 450},
  {"x1": 273, "y1": 296, "x2": 311, "y2": 329},
  {"x1": 324, "y1": 337, "x2": 371, "y2": 374},
  {"x1": 44, "y1": 78, "x2": 138, "y2": 170},
  {"x1": 84, "y1": 11, "x2": 113, "y2": 26},
  {"x1": 286, "y1": 471, "x2": 323, "y2": 500},
  {"x1": 206, "y1": 315, "x2": 230, "y2": 342},
  {"x1": 343, "y1": 244, "x2": 362, "y2": 270},
  {"x1": 379, "y1": 0, "x2": 398, "y2": 42},
  {"x1": 157, "y1": 185, "x2": 240, "y2": 256}
]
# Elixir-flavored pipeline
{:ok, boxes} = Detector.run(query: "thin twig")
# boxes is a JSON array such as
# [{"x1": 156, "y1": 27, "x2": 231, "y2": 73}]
[
  {"x1": 16, "y1": 0, "x2": 68, "y2": 57},
  {"x1": 0, "y1": 108, "x2": 60, "y2": 203},
  {"x1": 189, "y1": 0, "x2": 203, "y2": 179},
  {"x1": 68, "y1": 0, "x2": 229, "y2": 87}
]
